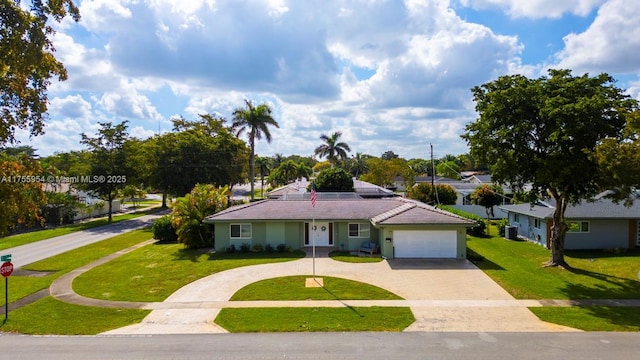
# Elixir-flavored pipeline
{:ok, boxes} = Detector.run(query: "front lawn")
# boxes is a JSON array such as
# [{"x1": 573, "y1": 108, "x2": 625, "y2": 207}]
[
  {"x1": 0, "y1": 228, "x2": 155, "y2": 304},
  {"x1": 467, "y1": 236, "x2": 640, "y2": 300},
  {"x1": 216, "y1": 307, "x2": 415, "y2": 332},
  {"x1": 73, "y1": 247, "x2": 306, "y2": 302},
  {"x1": 329, "y1": 251, "x2": 383, "y2": 263},
  {"x1": 229, "y1": 275, "x2": 402, "y2": 300},
  {"x1": 467, "y1": 235, "x2": 640, "y2": 331}
]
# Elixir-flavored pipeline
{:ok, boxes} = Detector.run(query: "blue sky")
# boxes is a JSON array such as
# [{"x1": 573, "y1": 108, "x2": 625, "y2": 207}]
[{"x1": 16, "y1": 0, "x2": 640, "y2": 160}]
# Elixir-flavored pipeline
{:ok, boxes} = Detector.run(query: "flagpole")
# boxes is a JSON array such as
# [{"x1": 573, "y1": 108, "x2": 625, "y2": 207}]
[{"x1": 310, "y1": 181, "x2": 317, "y2": 277}]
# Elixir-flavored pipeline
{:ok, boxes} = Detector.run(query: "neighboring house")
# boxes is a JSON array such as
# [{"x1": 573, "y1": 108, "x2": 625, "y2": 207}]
[
  {"x1": 204, "y1": 193, "x2": 475, "y2": 259},
  {"x1": 499, "y1": 200, "x2": 640, "y2": 250},
  {"x1": 43, "y1": 182, "x2": 121, "y2": 221},
  {"x1": 394, "y1": 175, "x2": 513, "y2": 219},
  {"x1": 268, "y1": 178, "x2": 394, "y2": 199}
]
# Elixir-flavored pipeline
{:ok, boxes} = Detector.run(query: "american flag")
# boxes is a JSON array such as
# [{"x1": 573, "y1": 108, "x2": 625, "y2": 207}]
[{"x1": 310, "y1": 182, "x2": 317, "y2": 208}]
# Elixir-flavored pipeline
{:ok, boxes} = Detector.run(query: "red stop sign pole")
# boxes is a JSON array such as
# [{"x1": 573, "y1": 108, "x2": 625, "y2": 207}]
[{"x1": 1, "y1": 261, "x2": 12, "y2": 322}]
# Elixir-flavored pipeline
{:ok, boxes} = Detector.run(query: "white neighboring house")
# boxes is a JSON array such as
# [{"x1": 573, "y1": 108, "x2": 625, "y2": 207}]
[{"x1": 43, "y1": 182, "x2": 120, "y2": 221}]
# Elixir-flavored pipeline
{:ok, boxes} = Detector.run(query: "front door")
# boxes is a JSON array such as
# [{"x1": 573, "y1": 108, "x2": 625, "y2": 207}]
[{"x1": 305, "y1": 222, "x2": 333, "y2": 246}]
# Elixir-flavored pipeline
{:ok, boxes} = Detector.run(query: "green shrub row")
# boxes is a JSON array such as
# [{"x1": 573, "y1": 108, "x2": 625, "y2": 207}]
[{"x1": 437, "y1": 205, "x2": 487, "y2": 236}]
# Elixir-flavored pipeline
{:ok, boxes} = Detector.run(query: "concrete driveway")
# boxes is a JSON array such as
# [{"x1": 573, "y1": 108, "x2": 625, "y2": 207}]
[{"x1": 104, "y1": 252, "x2": 578, "y2": 334}]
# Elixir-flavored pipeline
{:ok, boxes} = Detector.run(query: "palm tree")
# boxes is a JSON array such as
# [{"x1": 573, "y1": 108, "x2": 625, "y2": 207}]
[
  {"x1": 171, "y1": 184, "x2": 230, "y2": 249},
  {"x1": 255, "y1": 156, "x2": 271, "y2": 198},
  {"x1": 314, "y1": 131, "x2": 351, "y2": 167},
  {"x1": 232, "y1": 100, "x2": 279, "y2": 201},
  {"x1": 349, "y1": 152, "x2": 369, "y2": 177}
]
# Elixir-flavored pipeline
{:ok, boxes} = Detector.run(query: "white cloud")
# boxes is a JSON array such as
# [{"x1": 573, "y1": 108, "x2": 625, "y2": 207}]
[
  {"x1": 458, "y1": 0, "x2": 605, "y2": 19},
  {"x1": 49, "y1": 95, "x2": 92, "y2": 119},
  {"x1": 99, "y1": 86, "x2": 163, "y2": 122},
  {"x1": 553, "y1": 0, "x2": 640, "y2": 74}
]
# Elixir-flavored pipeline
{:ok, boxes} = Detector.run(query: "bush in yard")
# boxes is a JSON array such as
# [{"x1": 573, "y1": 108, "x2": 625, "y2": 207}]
[
  {"x1": 240, "y1": 243, "x2": 251, "y2": 253},
  {"x1": 152, "y1": 215, "x2": 178, "y2": 243},
  {"x1": 252, "y1": 243, "x2": 264, "y2": 252},
  {"x1": 277, "y1": 244, "x2": 287, "y2": 253},
  {"x1": 265, "y1": 244, "x2": 274, "y2": 253}
]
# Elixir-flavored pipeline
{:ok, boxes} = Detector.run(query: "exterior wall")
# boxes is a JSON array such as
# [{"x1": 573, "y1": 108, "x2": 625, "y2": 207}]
[
  {"x1": 377, "y1": 225, "x2": 467, "y2": 259},
  {"x1": 214, "y1": 220, "x2": 379, "y2": 252},
  {"x1": 506, "y1": 214, "x2": 633, "y2": 250},
  {"x1": 333, "y1": 221, "x2": 380, "y2": 251},
  {"x1": 565, "y1": 219, "x2": 629, "y2": 250},
  {"x1": 509, "y1": 213, "x2": 549, "y2": 247}
]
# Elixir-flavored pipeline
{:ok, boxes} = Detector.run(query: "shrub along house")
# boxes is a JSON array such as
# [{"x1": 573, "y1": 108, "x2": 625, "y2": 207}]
[
  {"x1": 203, "y1": 192, "x2": 475, "y2": 259},
  {"x1": 499, "y1": 199, "x2": 640, "y2": 250}
]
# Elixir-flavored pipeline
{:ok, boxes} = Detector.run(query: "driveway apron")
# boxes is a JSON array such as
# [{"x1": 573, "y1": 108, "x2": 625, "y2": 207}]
[{"x1": 103, "y1": 254, "x2": 578, "y2": 334}]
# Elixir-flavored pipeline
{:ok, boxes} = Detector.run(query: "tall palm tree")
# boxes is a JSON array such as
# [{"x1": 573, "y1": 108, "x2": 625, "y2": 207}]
[
  {"x1": 314, "y1": 131, "x2": 351, "y2": 167},
  {"x1": 232, "y1": 100, "x2": 279, "y2": 200}
]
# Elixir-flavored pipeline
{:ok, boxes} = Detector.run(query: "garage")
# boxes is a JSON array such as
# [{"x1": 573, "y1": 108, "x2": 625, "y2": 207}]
[{"x1": 393, "y1": 230, "x2": 457, "y2": 258}]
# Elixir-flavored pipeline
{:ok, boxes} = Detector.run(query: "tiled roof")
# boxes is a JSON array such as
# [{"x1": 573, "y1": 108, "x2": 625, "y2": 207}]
[{"x1": 205, "y1": 197, "x2": 475, "y2": 226}]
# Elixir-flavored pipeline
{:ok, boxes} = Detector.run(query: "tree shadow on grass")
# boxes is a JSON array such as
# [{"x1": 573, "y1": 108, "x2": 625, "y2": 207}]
[
  {"x1": 315, "y1": 278, "x2": 364, "y2": 318},
  {"x1": 562, "y1": 266, "x2": 640, "y2": 299}
]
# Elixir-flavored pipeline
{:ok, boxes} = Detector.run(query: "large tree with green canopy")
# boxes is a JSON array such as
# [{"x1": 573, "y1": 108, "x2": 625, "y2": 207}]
[
  {"x1": 462, "y1": 69, "x2": 638, "y2": 267},
  {"x1": 0, "y1": 0, "x2": 80, "y2": 144}
]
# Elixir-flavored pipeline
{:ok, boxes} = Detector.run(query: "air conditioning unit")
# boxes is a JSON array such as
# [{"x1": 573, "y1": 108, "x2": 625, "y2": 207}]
[{"x1": 505, "y1": 226, "x2": 518, "y2": 240}]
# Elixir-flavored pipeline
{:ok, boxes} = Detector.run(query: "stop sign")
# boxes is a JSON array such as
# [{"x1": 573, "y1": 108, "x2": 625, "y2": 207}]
[{"x1": 0, "y1": 262, "x2": 13, "y2": 277}]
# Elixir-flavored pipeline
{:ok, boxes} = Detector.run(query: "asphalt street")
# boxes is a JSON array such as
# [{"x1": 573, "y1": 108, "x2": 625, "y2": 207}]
[
  {"x1": 5, "y1": 214, "x2": 161, "y2": 268},
  {"x1": 1, "y1": 332, "x2": 639, "y2": 359}
]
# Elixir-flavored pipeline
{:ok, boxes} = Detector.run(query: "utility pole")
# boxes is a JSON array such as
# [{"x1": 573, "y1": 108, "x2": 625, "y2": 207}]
[{"x1": 430, "y1": 143, "x2": 435, "y2": 188}]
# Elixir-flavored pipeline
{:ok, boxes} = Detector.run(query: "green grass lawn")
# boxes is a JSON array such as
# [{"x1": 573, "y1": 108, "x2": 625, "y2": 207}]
[
  {"x1": 217, "y1": 275, "x2": 412, "y2": 332},
  {"x1": 215, "y1": 307, "x2": 415, "y2": 332},
  {"x1": 73, "y1": 247, "x2": 306, "y2": 302},
  {"x1": 229, "y1": 275, "x2": 402, "y2": 300},
  {"x1": 0, "y1": 208, "x2": 159, "y2": 250},
  {"x1": 0, "y1": 228, "x2": 155, "y2": 304},
  {"x1": 467, "y1": 235, "x2": 640, "y2": 331},
  {"x1": 329, "y1": 250, "x2": 383, "y2": 263},
  {"x1": 0, "y1": 297, "x2": 149, "y2": 335}
]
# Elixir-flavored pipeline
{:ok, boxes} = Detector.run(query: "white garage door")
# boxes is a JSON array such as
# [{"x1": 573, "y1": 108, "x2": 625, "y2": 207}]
[{"x1": 393, "y1": 230, "x2": 457, "y2": 258}]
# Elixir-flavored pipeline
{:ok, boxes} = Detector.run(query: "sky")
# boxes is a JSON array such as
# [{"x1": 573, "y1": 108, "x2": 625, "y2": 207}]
[{"x1": 14, "y1": 0, "x2": 640, "y2": 161}]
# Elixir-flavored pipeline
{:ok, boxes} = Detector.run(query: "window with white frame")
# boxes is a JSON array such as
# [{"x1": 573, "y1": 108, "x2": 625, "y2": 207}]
[
  {"x1": 567, "y1": 221, "x2": 589, "y2": 233},
  {"x1": 513, "y1": 213, "x2": 520, "y2": 223},
  {"x1": 348, "y1": 223, "x2": 370, "y2": 238},
  {"x1": 230, "y1": 223, "x2": 252, "y2": 239}
]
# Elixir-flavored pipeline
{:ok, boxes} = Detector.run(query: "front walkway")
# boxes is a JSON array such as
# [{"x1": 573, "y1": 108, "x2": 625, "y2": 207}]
[{"x1": 46, "y1": 245, "x2": 589, "y2": 334}]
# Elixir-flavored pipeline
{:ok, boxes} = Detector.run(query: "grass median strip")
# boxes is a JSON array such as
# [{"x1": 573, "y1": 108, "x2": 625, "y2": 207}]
[
  {"x1": 215, "y1": 307, "x2": 415, "y2": 332},
  {"x1": 0, "y1": 297, "x2": 149, "y2": 335}
]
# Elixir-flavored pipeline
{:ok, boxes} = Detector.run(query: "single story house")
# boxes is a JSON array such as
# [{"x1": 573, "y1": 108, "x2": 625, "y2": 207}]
[
  {"x1": 204, "y1": 193, "x2": 475, "y2": 259},
  {"x1": 499, "y1": 199, "x2": 640, "y2": 250}
]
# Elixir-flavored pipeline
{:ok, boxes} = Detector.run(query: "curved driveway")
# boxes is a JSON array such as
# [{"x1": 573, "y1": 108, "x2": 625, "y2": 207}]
[{"x1": 100, "y1": 252, "x2": 578, "y2": 334}]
